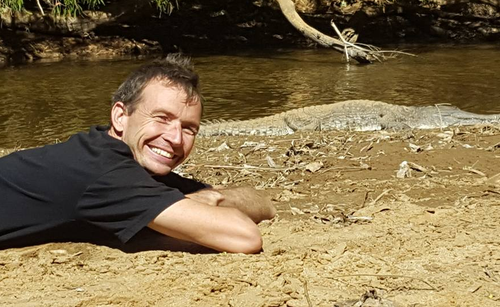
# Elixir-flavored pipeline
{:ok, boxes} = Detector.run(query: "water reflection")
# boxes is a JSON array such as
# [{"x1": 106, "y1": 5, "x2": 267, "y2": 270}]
[{"x1": 1, "y1": 45, "x2": 500, "y2": 148}]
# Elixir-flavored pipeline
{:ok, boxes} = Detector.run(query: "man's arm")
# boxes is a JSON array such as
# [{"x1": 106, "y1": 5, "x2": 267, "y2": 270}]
[
  {"x1": 148, "y1": 187, "x2": 276, "y2": 253},
  {"x1": 148, "y1": 198, "x2": 263, "y2": 254},
  {"x1": 185, "y1": 187, "x2": 276, "y2": 224}
]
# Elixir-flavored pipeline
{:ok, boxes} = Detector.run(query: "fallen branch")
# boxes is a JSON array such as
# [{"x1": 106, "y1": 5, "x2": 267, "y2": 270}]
[{"x1": 276, "y1": 0, "x2": 415, "y2": 64}]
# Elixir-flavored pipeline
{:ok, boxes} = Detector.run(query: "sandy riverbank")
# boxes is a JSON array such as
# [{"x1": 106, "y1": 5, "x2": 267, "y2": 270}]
[{"x1": 1, "y1": 125, "x2": 500, "y2": 306}]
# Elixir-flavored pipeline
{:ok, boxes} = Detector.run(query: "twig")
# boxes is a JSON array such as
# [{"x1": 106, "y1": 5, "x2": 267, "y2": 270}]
[
  {"x1": 330, "y1": 21, "x2": 350, "y2": 62},
  {"x1": 484, "y1": 189, "x2": 500, "y2": 195},
  {"x1": 368, "y1": 189, "x2": 392, "y2": 206},
  {"x1": 328, "y1": 273, "x2": 438, "y2": 291},
  {"x1": 485, "y1": 141, "x2": 500, "y2": 151},
  {"x1": 361, "y1": 190, "x2": 371, "y2": 208},
  {"x1": 463, "y1": 166, "x2": 487, "y2": 177},
  {"x1": 360, "y1": 141, "x2": 374, "y2": 153},
  {"x1": 272, "y1": 138, "x2": 303, "y2": 143},
  {"x1": 407, "y1": 162, "x2": 431, "y2": 174},
  {"x1": 302, "y1": 279, "x2": 313, "y2": 307},
  {"x1": 333, "y1": 23, "x2": 416, "y2": 62},
  {"x1": 378, "y1": 50, "x2": 418, "y2": 57},
  {"x1": 36, "y1": 0, "x2": 45, "y2": 15},
  {"x1": 347, "y1": 215, "x2": 373, "y2": 222}
]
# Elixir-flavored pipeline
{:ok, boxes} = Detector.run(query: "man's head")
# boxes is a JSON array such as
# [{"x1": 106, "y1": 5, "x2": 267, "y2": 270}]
[{"x1": 109, "y1": 54, "x2": 203, "y2": 176}]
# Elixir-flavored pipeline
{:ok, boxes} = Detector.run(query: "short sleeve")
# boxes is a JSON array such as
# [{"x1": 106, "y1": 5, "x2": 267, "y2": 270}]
[{"x1": 77, "y1": 163, "x2": 185, "y2": 243}]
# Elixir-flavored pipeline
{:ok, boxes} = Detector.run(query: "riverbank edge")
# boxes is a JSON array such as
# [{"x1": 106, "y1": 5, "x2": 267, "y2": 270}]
[{"x1": 1, "y1": 0, "x2": 500, "y2": 66}]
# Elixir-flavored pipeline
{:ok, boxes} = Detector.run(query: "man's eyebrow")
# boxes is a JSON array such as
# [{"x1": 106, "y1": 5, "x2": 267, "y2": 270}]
[{"x1": 152, "y1": 109, "x2": 173, "y2": 116}]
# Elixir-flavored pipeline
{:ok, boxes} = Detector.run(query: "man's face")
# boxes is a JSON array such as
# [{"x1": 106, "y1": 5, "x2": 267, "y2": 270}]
[{"x1": 117, "y1": 81, "x2": 202, "y2": 176}]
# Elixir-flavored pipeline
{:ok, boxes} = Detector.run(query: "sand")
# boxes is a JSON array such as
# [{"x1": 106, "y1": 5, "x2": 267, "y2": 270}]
[{"x1": 1, "y1": 125, "x2": 500, "y2": 306}]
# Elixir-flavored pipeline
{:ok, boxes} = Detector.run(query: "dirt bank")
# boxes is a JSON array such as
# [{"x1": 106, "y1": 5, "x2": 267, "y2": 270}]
[{"x1": 1, "y1": 125, "x2": 500, "y2": 306}]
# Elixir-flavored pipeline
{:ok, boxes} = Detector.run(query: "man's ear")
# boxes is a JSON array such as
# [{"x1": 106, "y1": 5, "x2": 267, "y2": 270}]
[{"x1": 110, "y1": 102, "x2": 128, "y2": 136}]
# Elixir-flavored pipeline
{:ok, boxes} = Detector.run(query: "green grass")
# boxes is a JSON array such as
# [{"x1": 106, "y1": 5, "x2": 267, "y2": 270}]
[{"x1": 0, "y1": 0, "x2": 177, "y2": 17}]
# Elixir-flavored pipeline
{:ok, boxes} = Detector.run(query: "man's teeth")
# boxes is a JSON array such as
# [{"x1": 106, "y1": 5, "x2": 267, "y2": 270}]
[{"x1": 151, "y1": 147, "x2": 173, "y2": 158}]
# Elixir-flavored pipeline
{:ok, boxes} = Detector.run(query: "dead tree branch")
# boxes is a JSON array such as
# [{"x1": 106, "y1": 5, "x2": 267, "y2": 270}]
[{"x1": 275, "y1": 0, "x2": 414, "y2": 64}]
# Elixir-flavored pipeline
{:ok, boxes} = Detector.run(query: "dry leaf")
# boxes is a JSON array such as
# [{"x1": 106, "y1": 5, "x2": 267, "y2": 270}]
[
  {"x1": 396, "y1": 161, "x2": 411, "y2": 178},
  {"x1": 240, "y1": 141, "x2": 260, "y2": 148},
  {"x1": 290, "y1": 207, "x2": 305, "y2": 215},
  {"x1": 266, "y1": 155, "x2": 277, "y2": 168},
  {"x1": 209, "y1": 142, "x2": 231, "y2": 152},
  {"x1": 305, "y1": 161, "x2": 323, "y2": 173},
  {"x1": 275, "y1": 189, "x2": 308, "y2": 202},
  {"x1": 409, "y1": 143, "x2": 423, "y2": 153}
]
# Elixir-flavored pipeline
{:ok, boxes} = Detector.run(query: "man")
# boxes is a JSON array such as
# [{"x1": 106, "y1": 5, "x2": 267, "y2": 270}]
[{"x1": 0, "y1": 54, "x2": 276, "y2": 254}]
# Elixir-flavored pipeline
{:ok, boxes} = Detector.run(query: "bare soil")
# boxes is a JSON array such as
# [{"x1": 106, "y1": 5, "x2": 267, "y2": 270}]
[{"x1": 1, "y1": 126, "x2": 500, "y2": 306}]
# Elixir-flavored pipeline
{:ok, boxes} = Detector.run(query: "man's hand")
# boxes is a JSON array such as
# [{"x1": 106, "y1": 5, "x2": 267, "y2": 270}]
[
  {"x1": 185, "y1": 189, "x2": 225, "y2": 207},
  {"x1": 187, "y1": 187, "x2": 276, "y2": 224},
  {"x1": 215, "y1": 187, "x2": 277, "y2": 224}
]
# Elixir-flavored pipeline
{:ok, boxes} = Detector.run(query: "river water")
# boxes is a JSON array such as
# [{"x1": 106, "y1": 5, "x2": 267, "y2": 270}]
[{"x1": 1, "y1": 45, "x2": 499, "y2": 148}]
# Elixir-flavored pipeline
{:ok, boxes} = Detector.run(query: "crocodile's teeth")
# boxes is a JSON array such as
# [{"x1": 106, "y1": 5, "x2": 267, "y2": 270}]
[{"x1": 151, "y1": 147, "x2": 173, "y2": 158}]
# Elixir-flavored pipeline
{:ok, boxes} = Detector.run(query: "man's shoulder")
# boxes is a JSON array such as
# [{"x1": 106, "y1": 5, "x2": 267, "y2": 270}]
[
  {"x1": 57, "y1": 125, "x2": 130, "y2": 158},
  {"x1": 71, "y1": 126, "x2": 127, "y2": 149},
  {"x1": 0, "y1": 126, "x2": 135, "y2": 176}
]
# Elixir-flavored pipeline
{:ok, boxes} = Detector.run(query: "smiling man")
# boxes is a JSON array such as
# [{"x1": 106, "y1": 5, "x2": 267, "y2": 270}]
[{"x1": 0, "y1": 54, "x2": 276, "y2": 253}]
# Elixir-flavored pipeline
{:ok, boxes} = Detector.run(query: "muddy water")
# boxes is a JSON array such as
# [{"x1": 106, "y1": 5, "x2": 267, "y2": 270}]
[{"x1": 1, "y1": 45, "x2": 499, "y2": 148}]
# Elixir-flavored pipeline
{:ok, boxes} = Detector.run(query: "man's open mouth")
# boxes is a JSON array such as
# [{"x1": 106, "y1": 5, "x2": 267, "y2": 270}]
[{"x1": 150, "y1": 146, "x2": 173, "y2": 159}]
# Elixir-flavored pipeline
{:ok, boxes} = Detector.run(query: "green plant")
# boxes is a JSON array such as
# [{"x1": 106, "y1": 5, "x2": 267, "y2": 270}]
[
  {"x1": 52, "y1": 0, "x2": 104, "y2": 17},
  {"x1": 0, "y1": 0, "x2": 24, "y2": 12},
  {"x1": 151, "y1": 0, "x2": 178, "y2": 16},
  {"x1": 419, "y1": 0, "x2": 438, "y2": 5}
]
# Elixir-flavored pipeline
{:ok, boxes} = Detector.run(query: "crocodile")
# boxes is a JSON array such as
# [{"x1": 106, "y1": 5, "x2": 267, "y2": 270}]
[{"x1": 198, "y1": 100, "x2": 500, "y2": 136}]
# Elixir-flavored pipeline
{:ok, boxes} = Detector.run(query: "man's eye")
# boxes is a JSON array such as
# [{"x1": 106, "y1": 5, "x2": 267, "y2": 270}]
[
  {"x1": 156, "y1": 116, "x2": 170, "y2": 123},
  {"x1": 183, "y1": 127, "x2": 198, "y2": 136}
]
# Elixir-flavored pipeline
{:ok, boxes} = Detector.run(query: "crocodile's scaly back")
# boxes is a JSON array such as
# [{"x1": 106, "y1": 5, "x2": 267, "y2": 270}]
[
  {"x1": 198, "y1": 112, "x2": 293, "y2": 136},
  {"x1": 198, "y1": 100, "x2": 500, "y2": 136}
]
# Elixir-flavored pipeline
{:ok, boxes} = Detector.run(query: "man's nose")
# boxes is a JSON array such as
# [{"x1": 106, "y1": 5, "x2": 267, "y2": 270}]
[{"x1": 164, "y1": 122, "x2": 183, "y2": 145}]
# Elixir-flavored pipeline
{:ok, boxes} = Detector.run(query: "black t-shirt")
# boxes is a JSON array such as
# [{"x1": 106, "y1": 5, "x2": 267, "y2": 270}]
[{"x1": 0, "y1": 126, "x2": 206, "y2": 249}]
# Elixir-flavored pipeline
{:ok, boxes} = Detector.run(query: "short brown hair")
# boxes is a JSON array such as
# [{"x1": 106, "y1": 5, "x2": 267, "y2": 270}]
[{"x1": 112, "y1": 54, "x2": 201, "y2": 114}]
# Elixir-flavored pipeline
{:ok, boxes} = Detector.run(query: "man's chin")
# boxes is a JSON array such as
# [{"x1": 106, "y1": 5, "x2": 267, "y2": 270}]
[
  {"x1": 145, "y1": 163, "x2": 175, "y2": 176},
  {"x1": 141, "y1": 154, "x2": 179, "y2": 176}
]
